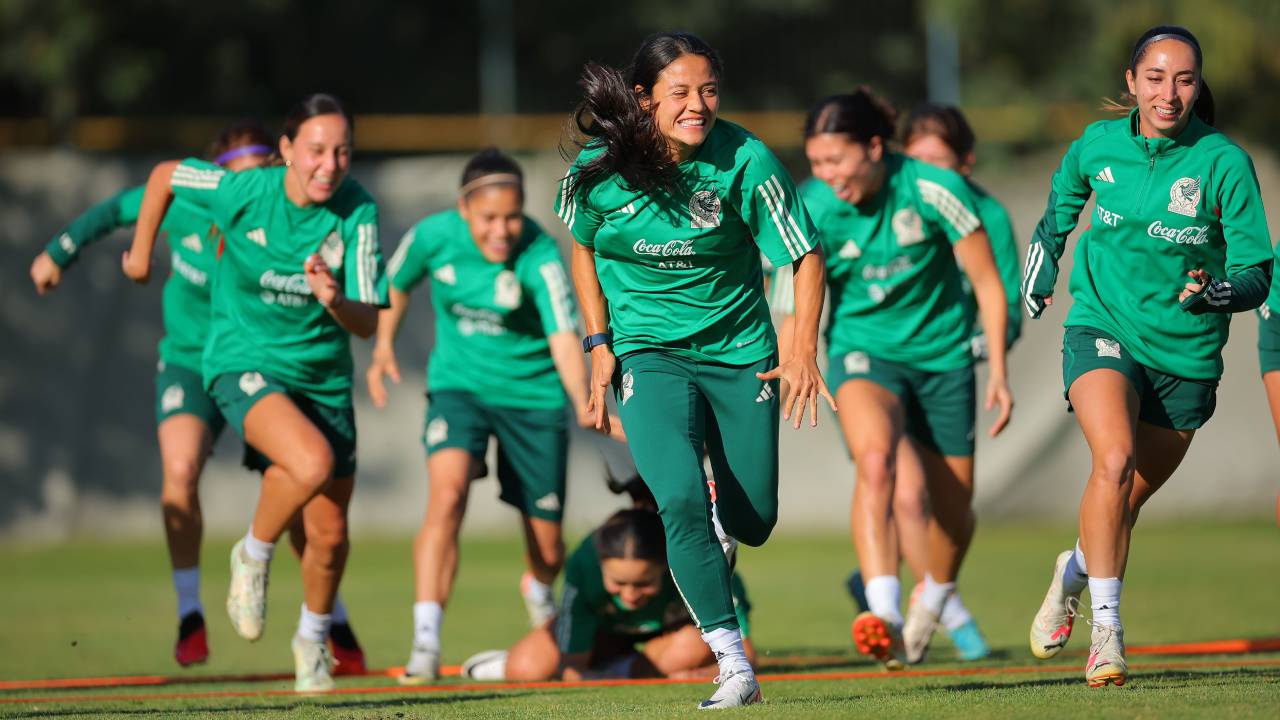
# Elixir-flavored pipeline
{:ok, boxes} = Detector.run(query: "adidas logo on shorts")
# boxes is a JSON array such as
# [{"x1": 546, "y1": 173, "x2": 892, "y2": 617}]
[{"x1": 755, "y1": 384, "x2": 775, "y2": 403}]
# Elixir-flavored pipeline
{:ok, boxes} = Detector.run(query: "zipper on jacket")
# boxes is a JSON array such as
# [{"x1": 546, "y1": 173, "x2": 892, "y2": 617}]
[{"x1": 1135, "y1": 151, "x2": 1157, "y2": 210}]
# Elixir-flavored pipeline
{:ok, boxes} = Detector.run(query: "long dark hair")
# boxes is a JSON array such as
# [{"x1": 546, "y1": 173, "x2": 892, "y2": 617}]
[
  {"x1": 281, "y1": 93, "x2": 354, "y2": 143},
  {"x1": 563, "y1": 32, "x2": 723, "y2": 202},
  {"x1": 207, "y1": 119, "x2": 273, "y2": 163},
  {"x1": 804, "y1": 87, "x2": 897, "y2": 145},
  {"x1": 902, "y1": 103, "x2": 975, "y2": 161},
  {"x1": 595, "y1": 508, "x2": 666, "y2": 565},
  {"x1": 1105, "y1": 25, "x2": 1215, "y2": 127}
]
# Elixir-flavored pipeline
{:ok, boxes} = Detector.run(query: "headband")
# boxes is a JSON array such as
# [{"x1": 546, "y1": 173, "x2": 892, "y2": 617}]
[
  {"x1": 460, "y1": 173, "x2": 522, "y2": 197},
  {"x1": 1131, "y1": 31, "x2": 1201, "y2": 70},
  {"x1": 215, "y1": 144, "x2": 272, "y2": 166}
]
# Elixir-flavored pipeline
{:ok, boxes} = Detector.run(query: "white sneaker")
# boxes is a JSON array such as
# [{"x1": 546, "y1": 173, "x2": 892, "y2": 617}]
[
  {"x1": 399, "y1": 642, "x2": 440, "y2": 685},
  {"x1": 697, "y1": 668, "x2": 762, "y2": 710},
  {"x1": 461, "y1": 649, "x2": 508, "y2": 681},
  {"x1": 520, "y1": 573, "x2": 556, "y2": 629},
  {"x1": 902, "y1": 597, "x2": 941, "y2": 665},
  {"x1": 226, "y1": 539, "x2": 268, "y2": 641},
  {"x1": 292, "y1": 634, "x2": 335, "y2": 693},
  {"x1": 1085, "y1": 623, "x2": 1127, "y2": 688},
  {"x1": 1029, "y1": 550, "x2": 1081, "y2": 659}
]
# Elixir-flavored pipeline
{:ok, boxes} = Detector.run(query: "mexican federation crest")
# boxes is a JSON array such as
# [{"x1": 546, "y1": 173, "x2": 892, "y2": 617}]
[
  {"x1": 319, "y1": 231, "x2": 345, "y2": 270},
  {"x1": 892, "y1": 208, "x2": 925, "y2": 246},
  {"x1": 689, "y1": 189, "x2": 721, "y2": 229},
  {"x1": 1168, "y1": 177, "x2": 1201, "y2": 218}
]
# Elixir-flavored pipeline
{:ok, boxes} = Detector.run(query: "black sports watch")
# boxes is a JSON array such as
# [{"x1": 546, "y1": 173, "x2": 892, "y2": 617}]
[{"x1": 582, "y1": 332, "x2": 613, "y2": 353}]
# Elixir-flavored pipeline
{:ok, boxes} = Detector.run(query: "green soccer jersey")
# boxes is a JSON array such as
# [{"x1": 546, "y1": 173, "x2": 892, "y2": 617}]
[
  {"x1": 1024, "y1": 109, "x2": 1273, "y2": 380},
  {"x1": 967, "y1": 181, "x2": 1023, "y2": 351},
  {"x1": 170, "y1": 160, "x2": 389, "y2": 406},
  {"x1": 794, "y1": 154, "x2": 984, "y2": 372},
  {"x1": 45, "y1": 185, "x2": 218, "y2": 370},
  {"x1": 555, "y1": 119, "x2": 819, "y2": 365},
  {"x1": 387, "y1": 209, "x2": 578, "y2": 410},
  {"x1": 555, "y1": 532, "x2": 751, "y2": 655}
]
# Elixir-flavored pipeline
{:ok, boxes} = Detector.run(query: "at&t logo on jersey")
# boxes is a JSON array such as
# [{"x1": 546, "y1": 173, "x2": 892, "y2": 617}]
[
  {"x1": 1168, "y1": 177, "x2": 1201, "y2": 218},
  {"x1": 1147, "y1": 221, "x2": 1210, "y2": 246}
]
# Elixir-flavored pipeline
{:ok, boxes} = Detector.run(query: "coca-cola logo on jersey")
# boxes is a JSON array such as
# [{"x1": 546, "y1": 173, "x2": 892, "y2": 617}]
[
  {"x1": 633, "y1": 239, "x2": 696, "y2": 257},
  {"x1": 1147, "y1": 221, "x2": 1210, "y2": 246}
]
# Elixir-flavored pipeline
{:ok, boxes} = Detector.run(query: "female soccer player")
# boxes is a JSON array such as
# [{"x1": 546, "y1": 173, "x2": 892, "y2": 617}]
[
  {"x1": 781, "y1": 88, "x2": 1013, "y2": 669},
  {"x1": 368, "y1": 149, "x2": 596, "y2": 683},
  {"x1": 1258, "y1": 248, "x2": 1280, "y2": 525},
  {"x1": 1025, "y1": 26, "x2": 1272, "y2": 688},
  {"x1": 124, "y1": 94, "x2": 387, "y2": 692},
  {"x1": 558, "y1": 31, "x2": 832, "y2": 709},
  {"x1": 458, "y1": 508, "x2": 753, "y2": 682},
  {"x1": 842, "y1": 103, "x2": 1024, "y2": 662}
]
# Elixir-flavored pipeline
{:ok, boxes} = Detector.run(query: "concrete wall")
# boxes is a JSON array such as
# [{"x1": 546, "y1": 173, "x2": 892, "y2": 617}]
[{"x1": 2, "y1": 146, "x2": 1278, "y2": 541}]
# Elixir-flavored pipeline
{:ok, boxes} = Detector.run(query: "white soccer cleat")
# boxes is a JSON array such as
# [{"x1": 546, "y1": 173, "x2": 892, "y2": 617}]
[
  {"x1": 461, "y1": 649, "x2": 509, "y2": 681},
  {"x1": 520, "y1": 572, "x2": 556, "y2": 629},
  {"x1": 1029, "y1": 550, "x2": 1081, "y2": 659},
  {"x1": 697, "y1": 668, "x2": 762, "y2": 710},
  {"x1": 225, "y1": 539, "x2": 268, "y2": 641},
  {"x1": 292, "y1": 633, "x2": 336, "y2": 693},
  {"x1": 902, "y1": 598, "x2": 941, "y2": 665},
  {"x1": 1086, "y1": 623, "x2": 1127, "y2": 688},
  {"x1": 399, "y1": 642, "x2": 440, "y2": 685}
]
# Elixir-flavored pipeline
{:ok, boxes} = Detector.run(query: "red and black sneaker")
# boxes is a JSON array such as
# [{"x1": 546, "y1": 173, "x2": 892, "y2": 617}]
[
  {"x1": 175, "y1": 611, "x2": 209, "y2": 667},
  {"x1": 329, "y1": 621, "x2": 367, "y2": 676}
]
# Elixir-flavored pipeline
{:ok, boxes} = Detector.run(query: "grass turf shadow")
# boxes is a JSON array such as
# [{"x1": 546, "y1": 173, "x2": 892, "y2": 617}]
[{"x1": 0, "y1": 691, "x2": 518, "y2": 718}]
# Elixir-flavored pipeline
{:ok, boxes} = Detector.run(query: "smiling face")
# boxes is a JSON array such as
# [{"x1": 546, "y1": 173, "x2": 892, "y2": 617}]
[
  {"x1": 601, "y1": 557, "x2": 666, "y2": 610},
  {"x1": 458, "y1": 184, "x2": 523, "y2": 263},
  {"x1": 1126, "y1": 38, "x2": 1201, "y2": 139},
  {"x1": 805, "y1": 132, "x2": 885, "y2": 206},
  {"x1": 279, "y1": 113, "x2": 352, "y2": 206},
  {"x1": 643, "y1": 53, "x2": 719, "y2": 162}
]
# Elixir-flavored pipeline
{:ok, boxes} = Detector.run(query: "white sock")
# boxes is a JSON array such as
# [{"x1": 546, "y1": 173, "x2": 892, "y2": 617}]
[
  {"x1": 1062, "y1": 540, "x2": 1088, "y2": 594},
  {"x1": 522, "y1": 573, "x2": 553, "y2": 604},
  {"x1": 242, "y1": 528, "x2": 275, "y2": 563},
  {"x1": 173, "y1": 567, "x2": 202, "y2": 620},
  {"x1": 701, "y1": 626, "x2": 753, "y2": 679},
  {"x1": 414, "y1": 601, "x2": 444, "y2": 649},
  {"x1": 939, "y1": 590, "x2": 973, "y2": 631},
  {"x1": 919, "y1": 574, "x2": 955, "y2": 617},
  {"x1": 864, "y1": 575, "x2": 903, "y2": 626},
  {"x1": 297, "y1": 602, "x2": 332, "y2": 643},
  {"x1": 331, "y1": 595, "x2": 349, "y2": 625},
  {"x1": 1088, "y1": 577, "x2": 1122, "y2": 629}
]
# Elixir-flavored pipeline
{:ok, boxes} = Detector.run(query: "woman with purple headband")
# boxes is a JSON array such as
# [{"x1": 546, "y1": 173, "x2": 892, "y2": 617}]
[{"x1": 29, "y1": 120, "x2": 365, "y2": 673}]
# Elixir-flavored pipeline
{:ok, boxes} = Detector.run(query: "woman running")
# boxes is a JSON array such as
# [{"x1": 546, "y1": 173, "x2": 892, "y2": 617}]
[
  {"x1": 368, "y1": 149, "x2": 596, "y2": 683},
  {"x1": 1258, "y1": 249, "x2": 1280, "y2": 526},
  {"x1": 841, "y1": 103, "x2": 1025, "y2": 662},
  {"x1": 1025, "y1": 26, "x2": 1272, "y2": 688},
  {"x1": 558, "y1": 31, "x2": 832, "y2": 709},
  {"x1": 124, "y1": 93, "x2": 387, "y2": 692},
  {"x1": 781, "y1": 88, "x2": 1013, "y2": 669},
  {"x1": 458, "y1": 508, "x2": 754, "y2": 682}
]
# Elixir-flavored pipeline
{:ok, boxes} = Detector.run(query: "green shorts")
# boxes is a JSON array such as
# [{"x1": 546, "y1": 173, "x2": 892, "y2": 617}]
[
  {"x1": 155, "y1": 361, "x2": 226, "y2": 437},
  {"x1": 1062, "y1": 326, "x2": 1218, "y2": 431},
  {"x1": 424, "y1": 390, "x2": 568, "y2": 522},
  {"x1": 1258, "y1": 305, "x2": 1280, "y2": 375},
  {"x1": 827, "y1": 351, "x2": 976, "y2": 457},
  {"x1": 208, "y1": 371, "x2": 357, "y2": 477}
]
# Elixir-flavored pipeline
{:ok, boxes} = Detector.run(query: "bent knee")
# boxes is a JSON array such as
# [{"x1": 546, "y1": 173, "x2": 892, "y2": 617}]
[
  {"x1": 1091, "y1": 448, "x2": 1135, "y2": 487},
  {"x1": 853, "y1": 450, "x2": 895, "y2": 490}
]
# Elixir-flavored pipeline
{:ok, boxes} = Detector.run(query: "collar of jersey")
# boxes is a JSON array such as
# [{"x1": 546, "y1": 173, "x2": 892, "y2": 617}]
[{"x1": 1127, "y1": 107, "x2": 1209, "y2": 159}]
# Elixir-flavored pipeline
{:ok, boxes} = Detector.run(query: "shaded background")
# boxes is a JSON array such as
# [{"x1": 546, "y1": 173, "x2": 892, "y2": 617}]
[{"x1": 3, "y1": 0, "x2": 1279, "y2": 539}]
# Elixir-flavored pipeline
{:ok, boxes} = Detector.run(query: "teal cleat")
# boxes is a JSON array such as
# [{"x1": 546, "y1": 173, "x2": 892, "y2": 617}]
[{"x1": 948, "y1": 618, "x2": 992, "y2": 661}]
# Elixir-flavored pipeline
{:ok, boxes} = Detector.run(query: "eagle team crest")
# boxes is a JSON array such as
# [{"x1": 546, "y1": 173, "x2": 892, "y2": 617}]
[
  {"x1": 1168, "y1": 177, "x2": 1201, "y2": 218},
  {"x1": 689, "y1": 189, "x2": 721, "y2": 229}
]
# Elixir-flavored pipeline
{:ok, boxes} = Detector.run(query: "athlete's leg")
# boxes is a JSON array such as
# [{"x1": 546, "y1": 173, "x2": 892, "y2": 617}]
[
  {"x1": 838, "y1": 380, "x2": 904, "y2": 581},
  {"x1": 642, "y1": 624, "x2": 715, "y2": 677},
  {"x1": 918, "y1": 448, "x2": 975, "y2": 584},
  {"x1": 298, "y1": 474, "x2": 354, "y2": 615},
  {"x1": 1128, "y1": 421, "x2": 1195, "y2": 522},
  {"x1": 415, "y1": 450, "x2": 475, "y2": 607},
  {"x1": 521, "y1": 516, "x2": 564, "y2": 589},
  {"x1": 892, "y1": 437, "x2": 931, "y2": 583},
  {"x1": 243, "y1": 394, "x2": 336, "y2": 543},
  {"x1": 1069, "y1": 369, "x2": 1140, "y2": 580},
  {"x1": 503, "y1": 623, "x2": 560, "y2": 681},
  {"x1": 158, "y1": 415, "x2": 215, "y2": 571}
]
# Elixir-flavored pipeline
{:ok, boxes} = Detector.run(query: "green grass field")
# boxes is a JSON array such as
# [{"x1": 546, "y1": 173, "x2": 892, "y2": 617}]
[{"x1": 2, "y1": 520, "x2": 1279, "y2": 718}]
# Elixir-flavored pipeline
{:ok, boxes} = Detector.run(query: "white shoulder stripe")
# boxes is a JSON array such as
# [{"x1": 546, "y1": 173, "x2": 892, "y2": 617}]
[
  {"x1": 171, "y1": 166, "x2": 226, "y2": 191},
  {"x1": 539, "y1": 262, "x2": 577, "y2": 332},
  {"x1": 917, "y1": 178, "x2": 980, "y2": 238},
  {"x1": 767, "y1": 175, "x2": 812, "y2": 256},
  {"x1": 757, "y1": 177, "x2": 804, "y2": 261},
  {"x1": 387, "y1": 227, "x2": 416, "y2": 282},
  {"x1": 557, "y1": 172, "x2": 577, "y2": 230},
  {"x1": 1021, "y1": 242, "x2": 1045, "y2": 316}
]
